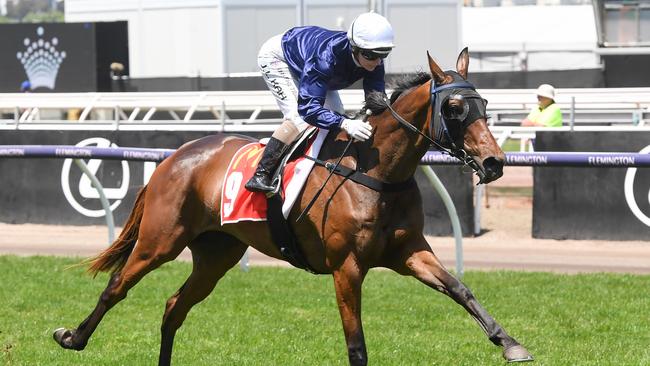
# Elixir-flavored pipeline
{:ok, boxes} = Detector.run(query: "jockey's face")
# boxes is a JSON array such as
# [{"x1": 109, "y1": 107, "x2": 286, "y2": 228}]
[{"x1": 355, "y1": 49, "x2": 385, "y2": 71}]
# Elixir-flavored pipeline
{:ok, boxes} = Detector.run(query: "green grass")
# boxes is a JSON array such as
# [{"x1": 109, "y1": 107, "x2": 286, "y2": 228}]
[
  {"x1": 1, "y1": 256, "x2": 649, "y2": 365},
  {"x1": 502, "y1": 138, "x2": 523, "y2": 152},
  {"x1": 501, "y1": 138, "x2": 538, "y2": 153},
  {"x1": 487, "y1": 186, "x2": 533, "y2": 197}
]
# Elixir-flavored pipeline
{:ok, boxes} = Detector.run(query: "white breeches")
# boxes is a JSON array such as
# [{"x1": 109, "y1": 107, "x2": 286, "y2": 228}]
[{"x1": 257, "y1": 34, "x2": 345, "y2": 137}]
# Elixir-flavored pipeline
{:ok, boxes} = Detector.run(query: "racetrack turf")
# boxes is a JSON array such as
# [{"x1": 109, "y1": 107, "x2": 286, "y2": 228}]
[{"x1": 1, "y1": 256, "x2": 648, "y2": 365}]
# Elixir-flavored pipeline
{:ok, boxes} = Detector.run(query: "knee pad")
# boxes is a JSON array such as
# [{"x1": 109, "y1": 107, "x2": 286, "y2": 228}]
[{"x1": 271, "y1": 119, "x2": 301, "y2": 145}]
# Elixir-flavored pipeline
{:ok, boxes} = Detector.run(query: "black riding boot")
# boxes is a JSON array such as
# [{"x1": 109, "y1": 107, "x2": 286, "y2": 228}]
[{"x1": 245, "y1": 137, "x2": 288, "y2": 193}]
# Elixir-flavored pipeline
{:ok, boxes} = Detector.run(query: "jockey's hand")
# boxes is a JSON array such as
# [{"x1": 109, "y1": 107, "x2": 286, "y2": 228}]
[{"x1": 341, "y1": 118, "x2": 373, "y2": 141}]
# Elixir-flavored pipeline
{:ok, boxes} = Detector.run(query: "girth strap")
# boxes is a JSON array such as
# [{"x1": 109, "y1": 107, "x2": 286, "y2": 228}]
[
  {"x1": 304, "y1": 155, "x2": 416, "y2": 192},
  {"x1": 266, "y1": 192, "x2": 322, "y2": 274}
]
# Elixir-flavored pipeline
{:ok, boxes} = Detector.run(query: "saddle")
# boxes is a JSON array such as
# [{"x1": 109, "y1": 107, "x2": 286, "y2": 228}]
[{"x1": 266, "y1": 127, "x2": 319, "y2": 194}]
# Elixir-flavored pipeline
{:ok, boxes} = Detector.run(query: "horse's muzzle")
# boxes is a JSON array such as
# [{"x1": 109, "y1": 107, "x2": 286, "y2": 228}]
[{"x1": 481, "y1": 156, "x2": 504, "y2": 183}]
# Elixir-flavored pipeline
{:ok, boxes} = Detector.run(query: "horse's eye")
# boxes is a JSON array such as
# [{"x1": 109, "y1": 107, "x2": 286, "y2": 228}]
[{"x1": 443, "y1": 95, "x2": 469, "y2": 121}]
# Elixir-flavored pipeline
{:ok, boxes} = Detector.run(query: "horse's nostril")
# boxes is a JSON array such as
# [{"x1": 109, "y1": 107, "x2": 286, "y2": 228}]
[{"x1": 482, "y1": 157, "x2": 504, "y2": 179}]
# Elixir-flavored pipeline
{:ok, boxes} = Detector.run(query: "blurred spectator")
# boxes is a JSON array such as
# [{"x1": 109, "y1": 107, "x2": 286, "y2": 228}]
[
  {"x1": 520, "y1": 84, "x2": 562, "y2": 127},
  {"x1": 110, "y1": 62, "x2": 125, "y2": 79},
  {"x1": 110, "y1": 62, "x2": 129, "y2": 92},
  {"x1": 20, "y1": 80, "x2": 31, "y2": 93},
  {"x1": 18, "y1": 80, "x2": 39, "y2": 121}
]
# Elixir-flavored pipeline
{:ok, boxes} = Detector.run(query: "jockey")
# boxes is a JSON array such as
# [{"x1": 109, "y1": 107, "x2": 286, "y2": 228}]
[{"x1": 245, "y1": 12, "x2": 395, "y2": 193}]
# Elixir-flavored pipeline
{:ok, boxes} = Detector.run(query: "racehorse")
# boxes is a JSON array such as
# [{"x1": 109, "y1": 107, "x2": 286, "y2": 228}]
[{"x1": 53, "y1": 49, "x2": 533, "y2": 365}]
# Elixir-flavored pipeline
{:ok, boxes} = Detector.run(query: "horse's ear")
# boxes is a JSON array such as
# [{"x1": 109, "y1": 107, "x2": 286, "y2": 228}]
[
  {"x1": 456, "y1": 47, "x2": 469, "y2": 79},
  {"x1": 427, "y1": 51, "x2": 447, "y2": 84}
]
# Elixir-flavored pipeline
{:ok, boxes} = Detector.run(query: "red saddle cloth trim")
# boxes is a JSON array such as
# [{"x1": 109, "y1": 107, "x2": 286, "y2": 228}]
[{"x1": 220, "y1": 142, "x2": 303, "y2": 224}]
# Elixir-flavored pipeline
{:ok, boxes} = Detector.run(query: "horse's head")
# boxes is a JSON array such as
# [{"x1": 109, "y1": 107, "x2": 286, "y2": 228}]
[{"x1": 427, "y1": 48, "x2": 505, "y2": 183}]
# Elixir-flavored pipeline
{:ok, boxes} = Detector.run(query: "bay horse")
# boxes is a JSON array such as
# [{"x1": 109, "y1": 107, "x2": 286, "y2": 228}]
[{"x1": 53, "y1": 49, "x2": 533, "y2": 365}]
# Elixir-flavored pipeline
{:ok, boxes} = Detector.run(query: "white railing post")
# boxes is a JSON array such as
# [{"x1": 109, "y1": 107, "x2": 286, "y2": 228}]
[
  {"x1": 420, "y1": 165, "x2": 464, "y2": 278},
  {"x1": 73, "y1": 159, "x2": 115, "y2": 245}
]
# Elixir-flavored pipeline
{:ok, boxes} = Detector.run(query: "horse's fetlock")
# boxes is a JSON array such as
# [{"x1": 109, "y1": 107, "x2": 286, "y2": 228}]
[
  {"x1": 347, "y1": 345, "x2": 367, "y2": 366},
  {"x1": 71, "y1": 337, "x2": 88, "y2": 351},
  {"x1": 348, "y1": 353, "x2": 367, "y2": 366}
]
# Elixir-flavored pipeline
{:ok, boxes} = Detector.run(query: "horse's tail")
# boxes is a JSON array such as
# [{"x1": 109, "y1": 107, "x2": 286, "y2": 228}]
[{"x1": 88, "y1": 185, "x2": 147, "y2": 277}]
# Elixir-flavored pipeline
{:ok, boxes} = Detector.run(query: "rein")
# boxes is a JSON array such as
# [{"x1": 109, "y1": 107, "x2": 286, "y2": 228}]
[
  {"x1": 296, "y1": 78, "x2": 489, "y2": 224},
  {"x1": 384, "y1": 79, "x2": 487, "y2": 183}
]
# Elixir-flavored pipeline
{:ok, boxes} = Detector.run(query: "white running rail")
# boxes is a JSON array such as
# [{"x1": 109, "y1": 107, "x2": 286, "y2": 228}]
[{"x1": 2, "y1": 87, "x2": 650, "y2": 130}]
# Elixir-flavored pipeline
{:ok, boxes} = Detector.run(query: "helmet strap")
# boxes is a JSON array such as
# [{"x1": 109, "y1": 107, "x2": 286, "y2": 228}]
[{"x1": 351, "y1": 47, "x2": 362, "y2": 67}]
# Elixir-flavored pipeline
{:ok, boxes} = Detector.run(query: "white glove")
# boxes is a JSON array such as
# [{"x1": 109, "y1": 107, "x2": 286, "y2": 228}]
[{"x1": 340, "y1": 118, "x2": 373, "y2": 141}]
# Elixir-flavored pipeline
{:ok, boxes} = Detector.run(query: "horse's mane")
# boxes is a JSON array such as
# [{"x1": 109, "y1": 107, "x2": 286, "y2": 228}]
[{"x1": 363, "y1": 72, "x2": 432, "y2": 116}]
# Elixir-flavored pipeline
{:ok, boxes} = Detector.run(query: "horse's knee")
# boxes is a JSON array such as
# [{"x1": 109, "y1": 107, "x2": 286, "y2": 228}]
[
  {"x1": 162, "y1": 294, "x2": 181, "y2": 325},
  {"x1": 161, "y1": 307, "x2": 188, "y2": 335}
]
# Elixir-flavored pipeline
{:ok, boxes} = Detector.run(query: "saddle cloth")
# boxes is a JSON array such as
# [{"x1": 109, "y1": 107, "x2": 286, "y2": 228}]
[{"x1": 220, "y1": 128, "x2": 328, "y2": 225}]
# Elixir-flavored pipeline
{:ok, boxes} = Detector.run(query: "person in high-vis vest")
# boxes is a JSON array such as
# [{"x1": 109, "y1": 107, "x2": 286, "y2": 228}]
[
  {"x1": 245, "y1": 12, "x2": 394, "y2": 193},
  {"x1": 521, "y1": 84, "x2": 563, "y2": 127}
]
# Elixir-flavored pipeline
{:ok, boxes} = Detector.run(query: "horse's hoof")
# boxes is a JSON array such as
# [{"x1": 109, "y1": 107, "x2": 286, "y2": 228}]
[
  {"x1": 503, "y1": 345, "x2": 534, "y2": 363},
  {"x1": 53, "y1": 328, "x2": 85, "y2": 351}
]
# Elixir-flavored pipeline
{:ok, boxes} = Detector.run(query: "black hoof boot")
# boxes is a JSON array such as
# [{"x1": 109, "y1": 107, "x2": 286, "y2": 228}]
[{"x1": 53, "y1": 327, "x2": 86, "y2": 351}]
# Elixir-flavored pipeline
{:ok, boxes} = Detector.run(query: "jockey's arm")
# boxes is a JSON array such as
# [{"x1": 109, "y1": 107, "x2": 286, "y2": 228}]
[{"x1": 297, "y1": 60, "x2": 345, "y2": 129}]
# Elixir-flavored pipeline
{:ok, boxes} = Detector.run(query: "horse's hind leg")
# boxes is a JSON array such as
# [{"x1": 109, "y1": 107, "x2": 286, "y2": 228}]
[
  {"x1": 54, "y1": 219, "x2": 191, "y2": 351},
  {"x1": 158, "y1": 232, "x2": 247, "y2": 366},
  {"x1": 386, "y1": 235, "x2": 533, "y2": 363}
]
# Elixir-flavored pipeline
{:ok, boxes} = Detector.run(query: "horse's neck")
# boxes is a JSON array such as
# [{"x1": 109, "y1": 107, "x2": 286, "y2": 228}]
[{"x1": 369, "y1": 84, "x2": 432, "y2": 183}]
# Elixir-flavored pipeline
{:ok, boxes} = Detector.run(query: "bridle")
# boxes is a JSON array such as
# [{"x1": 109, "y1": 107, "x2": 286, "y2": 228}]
[
  {"x1": 299, "y1": 77, "x2": 488, "y2": 224},
  {"x1": 383, "y1": 77, "x2": 489, "y2": 183}
]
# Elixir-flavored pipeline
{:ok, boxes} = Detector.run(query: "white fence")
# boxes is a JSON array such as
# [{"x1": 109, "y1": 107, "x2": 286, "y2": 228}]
[{"x1": 2, "y1": 87, "x2": 650, "y2": 132}]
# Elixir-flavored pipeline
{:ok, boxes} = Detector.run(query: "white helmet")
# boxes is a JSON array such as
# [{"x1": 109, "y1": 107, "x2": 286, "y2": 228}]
[
  {"x1": 536, "y1": 84, "x2": 556, "y2": 100},
  {"x1": 347, "y1": 12, "x2": 395, "y2": 51}
]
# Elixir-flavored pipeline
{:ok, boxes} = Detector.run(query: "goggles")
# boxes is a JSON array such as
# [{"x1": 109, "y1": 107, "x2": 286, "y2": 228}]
[{"x1": 357, "y1": 47, "x2": 391, "y2": 61}]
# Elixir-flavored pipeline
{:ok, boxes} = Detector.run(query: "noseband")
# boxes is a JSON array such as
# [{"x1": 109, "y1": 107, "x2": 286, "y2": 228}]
[{"x1": 384, "y1": 78, "x2": 488, "y2": 182}]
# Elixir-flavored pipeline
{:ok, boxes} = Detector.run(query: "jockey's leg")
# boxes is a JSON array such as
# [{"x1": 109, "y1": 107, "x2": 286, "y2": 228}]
[
  {"x1": 244, "y1": 120, "x2": 298, "y2": 192},
  {"x1": 249, "y1": 34, "x2": 307, "y2": 193}
]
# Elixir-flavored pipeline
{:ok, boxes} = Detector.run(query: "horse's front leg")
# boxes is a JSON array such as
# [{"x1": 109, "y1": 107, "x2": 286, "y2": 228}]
[
  {"x1": 331, "y1": 253, "x2": 368, "y2": 366},
  {"x1": 386, "y1": 235, "x2": 533, "y2": 363}
]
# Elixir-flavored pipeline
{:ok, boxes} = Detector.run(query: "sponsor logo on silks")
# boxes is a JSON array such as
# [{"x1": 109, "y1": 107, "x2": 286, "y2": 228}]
[
  {"x1": 16, "y1": 26, "x2": 67, "y2": 90},
  {"x1": 624, "y1": 145, "x2": 650, "y2": 227},
  {"x1": 61, "y1": 137, "x2": 130, "y2": 218}
]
